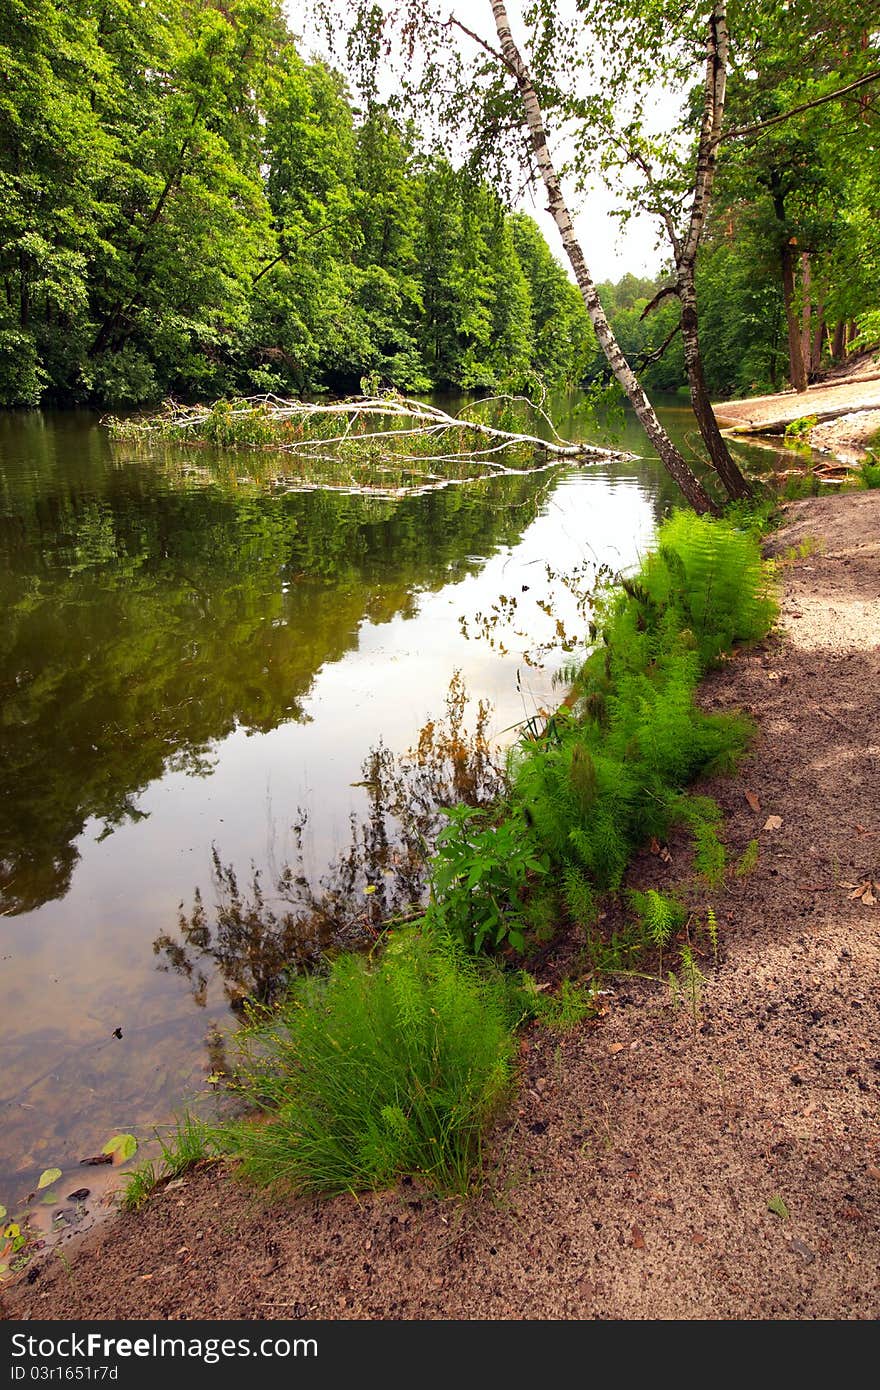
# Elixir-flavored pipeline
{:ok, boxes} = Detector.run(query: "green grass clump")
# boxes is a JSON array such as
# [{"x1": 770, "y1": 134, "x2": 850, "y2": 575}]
[
  {"x1": 222, "y1": 929, "x2": 516, "y2": 1196},
  {"x1": 120, "y1": 1161, "x2": 160, "y2": 1213},
  {"x1": 858, "y1": 457, "x2": 880, "y2": 489},
  {"x1": 120, "y1": 1114, "x2": 216, "y2": 1212}
]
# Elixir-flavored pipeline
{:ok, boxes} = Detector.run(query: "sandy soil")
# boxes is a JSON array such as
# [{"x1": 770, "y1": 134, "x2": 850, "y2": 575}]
[
  {"x1": 811, "y1": 410, "x2": 880, "y2": 465},
  {"x1": 714, "y1": 353, "x2": 880, "y2": 457},
  {"x1": 3, "y1": 493, "x2": 879, "y2": 1322}
]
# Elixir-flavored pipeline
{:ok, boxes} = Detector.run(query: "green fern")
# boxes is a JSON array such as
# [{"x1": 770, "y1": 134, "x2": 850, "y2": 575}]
[
  {"x1": 706, "y1": 905, "x2": 719, "y2": 964},
  {"x1": 629, "y1": 888, "x2": 686, "y2": 975},
  {"x1": 735, "y1": 839, "x2": 759, "y2": 877}
]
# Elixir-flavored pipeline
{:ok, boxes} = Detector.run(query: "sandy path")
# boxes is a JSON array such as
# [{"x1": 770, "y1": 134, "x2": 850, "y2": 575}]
[
  {"x1": 714, "y1": 376, "x2": 880, "y2": 434},
  {"x1": 3, "y1": 493, "x2": 879, "y2": 1321}
]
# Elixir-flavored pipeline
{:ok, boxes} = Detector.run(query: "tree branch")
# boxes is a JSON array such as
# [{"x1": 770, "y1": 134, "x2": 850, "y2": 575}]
[
  {"x1": 444, "y1": 14, "x2": 517, "y2": 79},
  {"x1": 640, "y1": 284, "x2": 680, "y2": 320},
  {"x1": 635, "y1": 321, "x2": 681, "y2": 370},
  {"x1": 719, "y1": 68, "x2": 880, "y2": 144}
]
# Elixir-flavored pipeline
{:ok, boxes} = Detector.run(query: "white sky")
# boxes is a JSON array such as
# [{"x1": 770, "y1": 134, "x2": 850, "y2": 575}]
[{"x1": 285, "y1": 0, "x2": 670, "y2": 284}]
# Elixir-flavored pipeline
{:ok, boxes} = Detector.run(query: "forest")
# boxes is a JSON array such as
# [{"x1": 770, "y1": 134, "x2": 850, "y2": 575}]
[{"x1": 3, "y1": 0, "x2": 878, "y2": 411}]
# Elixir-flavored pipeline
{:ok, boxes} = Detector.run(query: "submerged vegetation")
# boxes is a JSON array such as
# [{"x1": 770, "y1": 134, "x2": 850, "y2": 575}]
[{"x1": 157, "y1": 506, "x2": 777, "y2": 1197}]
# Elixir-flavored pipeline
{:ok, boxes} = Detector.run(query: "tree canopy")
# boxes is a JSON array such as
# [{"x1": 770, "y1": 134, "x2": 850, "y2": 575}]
[{"x1": 0, "y1": 0, "x2": 595, "y2": 407}]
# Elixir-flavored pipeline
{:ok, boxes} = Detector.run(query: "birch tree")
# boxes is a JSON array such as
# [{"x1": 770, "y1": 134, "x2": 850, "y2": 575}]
[{"x1": 319, "y1": 0, "x2": 880, "y2": 504}]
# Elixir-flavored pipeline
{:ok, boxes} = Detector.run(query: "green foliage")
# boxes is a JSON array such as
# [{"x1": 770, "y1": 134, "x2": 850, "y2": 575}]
[
  {"x1": 120, "y1": 1162, "x2": 160, "y2": 1213},
  {"x1": 501, "y1": 512, "x2": 769, "y2": 947},
  {"x1": 157, "y1": 1115, "x2": 213, "y2": 1179},
  {"x1": 705, "y1": 905, "x2": 719, "y2": 964},
  {"x1": 119, "y1": 1114, "x2": 214, "y2": 1211},
  {"x1": 736, "y1": 839, "x2": 760, "y2": 877},
  {"x1": 514, "y1": 973, "x2": 597, "y2": 1031},
  {"x1": 0, "y1": 1, "x2": 593, "y2": 406},
  {"x1": 629, "y1": 889, "x2": 686, "y2": 971},
  {"x1": 429, "y1": 804, "x2": 548, "y2": 954},
  {"x1": 222, "y1": 928, "x2": 516, "y2": 1195},
  {"x1": 857, "y1": 458, "x2": 880, "y2": 490},
  {"x1": 784, "y1": 416, "x2": 818, "y2": 442},
  {"x1": 637, "y1": 512, "x2": 778, "y2": 668}
]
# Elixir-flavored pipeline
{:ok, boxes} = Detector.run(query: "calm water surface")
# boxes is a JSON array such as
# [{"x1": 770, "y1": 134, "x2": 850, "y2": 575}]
[{"x1": 0, "y1": 395, "x2": 799, "y2": 1205}]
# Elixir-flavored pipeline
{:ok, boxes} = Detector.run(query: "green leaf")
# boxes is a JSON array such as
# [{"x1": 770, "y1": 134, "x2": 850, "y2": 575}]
[
  {"x1": 0, "y1": 1205, "x2": 6, "y2": 1222},
  {"x1": 767, "y1": 1195, "x2": 789, "y2": 1220},
  {"x1": 102, "y1": 1134, "x2": 138, "y2": 1163},
  {"x1": 41, "y1": 1191, "x2": 60, "y2": 1205},
  {"x1": 37, "y1": 1168, "x2": 62, "y2": 1190}
]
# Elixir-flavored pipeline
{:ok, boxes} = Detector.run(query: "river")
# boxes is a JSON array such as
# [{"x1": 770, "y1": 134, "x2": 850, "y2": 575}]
[{"x1": 0, "y1": 393, "x2": 801, "y2": 1223}]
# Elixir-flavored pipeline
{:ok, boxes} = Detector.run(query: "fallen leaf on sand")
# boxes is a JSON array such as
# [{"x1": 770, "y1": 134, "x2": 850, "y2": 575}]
[
  {"x1": 763, "y1": 815, "x2": 784, "y2": 831},
  {"x1": 767, "y1": 1195, "x2": 790, "y2": 1219},
  {"x1": 630, "y1": 1225, "x2": 646, "y2": 1250},
  {"x1": 845, "y1": 879, "x2": 878, "y2": 905},
  {"x1": 608, "y1": 1043, "x2": 625, "y2": 1055},
  {"x1": 744, "y1": 790, "x2": 761, "y2": 813}
]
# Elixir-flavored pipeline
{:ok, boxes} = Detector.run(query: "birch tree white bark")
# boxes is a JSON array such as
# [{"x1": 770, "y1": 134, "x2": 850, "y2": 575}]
[{"x1": 476, "y1": 1, "x2": 719, "y2": 513}]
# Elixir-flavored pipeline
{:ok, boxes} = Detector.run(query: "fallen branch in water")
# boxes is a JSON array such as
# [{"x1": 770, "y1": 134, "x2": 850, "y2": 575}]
[{"x1": 106, "y1": 392, "x2": 637, "y2": 474}]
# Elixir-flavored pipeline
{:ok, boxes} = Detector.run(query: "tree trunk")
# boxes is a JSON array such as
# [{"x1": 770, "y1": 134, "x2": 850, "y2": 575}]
[
  {"x1": 782, "y1": 242, "x2": 808, "y2": 391},
  {"x1": 811, "y1": 291, "x2": 824, "y2": 376},
  {"x1": 679, "y1": 273, "x2": 751, "y2": 498},
  {"x1": 831, "y1": 319, "x2": 846, "y2": 361},
  {"x1": 487, "y1": 1, "x2": 718, "y2": 515},
  {"x1": 799, "y1": 252, "x2": 812, "y2": 378},
  {"x1": 675, "y1": 3, "x2": 751, "y2": 500}
]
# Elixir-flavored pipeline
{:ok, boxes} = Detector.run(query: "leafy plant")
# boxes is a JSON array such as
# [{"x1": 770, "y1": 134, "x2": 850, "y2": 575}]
[
  {"x1": 783, "y1": 415, "x2": 818, "y2": 442},
  {"x1": 857, "y1": 457, "x2": 880, "y2": 489},
  {"x1": 629, "y1": 889, "x2": 686, "y2": 975},
  {"x1": 429, "y1": 804, "x2": 548, "y2": 953},
  {"x1": 736, "y1": 839, "x2": 760, "y2": 877}
]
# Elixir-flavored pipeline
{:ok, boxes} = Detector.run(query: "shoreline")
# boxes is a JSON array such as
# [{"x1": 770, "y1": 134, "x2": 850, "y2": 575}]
[
  {"x1": 713, "y1": 353, "x2": 880, "y2": 466},
  {"x1": 4, "y1": 490, "x2": 879, "y2": 1321}
]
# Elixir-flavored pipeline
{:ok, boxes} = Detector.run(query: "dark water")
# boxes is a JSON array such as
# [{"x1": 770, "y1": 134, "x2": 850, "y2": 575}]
[{"x1": 0, "y1": 395, "x2": 799, "y2": 1208}]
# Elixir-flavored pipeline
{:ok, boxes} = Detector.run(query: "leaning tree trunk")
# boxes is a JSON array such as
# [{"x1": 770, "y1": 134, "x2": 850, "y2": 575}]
[
  {"x1": 487, "y1": 0, "x2": 718, "y2": 515},
  {"x1": 675, "y1": 2, "x2": 751, "y2": 499},
  {"x1": 679, "y1": 269, "x2": 751, "y2": 499},
  {"x1": 811, "y1": 290, "x2": 824, "y2": 376}
]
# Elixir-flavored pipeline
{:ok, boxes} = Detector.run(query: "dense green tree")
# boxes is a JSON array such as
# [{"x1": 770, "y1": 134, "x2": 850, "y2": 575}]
[{"x1": 0, "y1": 0, "x2": 595, "y2": 406}]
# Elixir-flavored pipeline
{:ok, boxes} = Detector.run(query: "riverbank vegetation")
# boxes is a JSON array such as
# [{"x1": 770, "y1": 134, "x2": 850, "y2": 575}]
[{"x1": 145, "y1": 505, "x2": 776, "y2": 1199}]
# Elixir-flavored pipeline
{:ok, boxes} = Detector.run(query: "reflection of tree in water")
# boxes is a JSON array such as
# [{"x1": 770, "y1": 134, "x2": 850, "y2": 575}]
[
  {"x1": 0, "y1": 428, "x2": 550, "y2": 915},
  {"x1": 154, "y1": 675, "x2": 506, "y2": 1009}
]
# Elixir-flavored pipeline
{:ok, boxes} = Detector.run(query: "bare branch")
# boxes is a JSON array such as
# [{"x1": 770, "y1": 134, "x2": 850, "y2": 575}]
[
  {"x1": 444, "y1": 14, "x2": 517, "y2": 79},
  {"x1": 635, "y1": 321, "x2": 681, "y2": 370},
  {"x1": 640, "y1": 284, "x2": 680, "y2": 319}
]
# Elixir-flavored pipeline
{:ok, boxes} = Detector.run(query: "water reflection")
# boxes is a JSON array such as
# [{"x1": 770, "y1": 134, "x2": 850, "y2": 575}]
[
  {"x1": 0, "y1": 429, "x2": 558, "y2": 916},
  {"x1": 0, "y1": 395, "x2": 801, "y2": 1191}
]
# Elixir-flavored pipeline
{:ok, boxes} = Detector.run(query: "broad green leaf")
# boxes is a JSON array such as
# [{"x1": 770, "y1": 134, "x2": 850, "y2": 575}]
[
  {"x1": 0, "y1": 1205, "x2": 6, "y2": 1221},
  {"x1": 102, "y1": 1134, "x2": 138, "y2": 1163},
  {"x1": 37, "y1": 1168, "x2": 62, "y2": 1190},
  {"x1": 767, "y1": 1195, "x2": 790, "y2": 1220}
]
